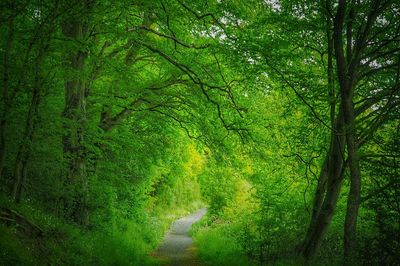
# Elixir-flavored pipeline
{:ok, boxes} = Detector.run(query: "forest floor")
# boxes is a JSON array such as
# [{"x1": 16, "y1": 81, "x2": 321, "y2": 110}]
[{"x1": 152, "y1": 208, "x2": 207, "y2": 266}]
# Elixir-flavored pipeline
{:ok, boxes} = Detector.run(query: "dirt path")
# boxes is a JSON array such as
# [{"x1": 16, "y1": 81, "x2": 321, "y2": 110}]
[{"x1": 153, "y1": 208, "x2": 207, "y2": 266}]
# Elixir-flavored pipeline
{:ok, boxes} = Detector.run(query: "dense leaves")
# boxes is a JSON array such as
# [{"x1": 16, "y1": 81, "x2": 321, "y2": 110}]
[{"x1": 0, "y1": 0, "x2": 399, "y2": 265}]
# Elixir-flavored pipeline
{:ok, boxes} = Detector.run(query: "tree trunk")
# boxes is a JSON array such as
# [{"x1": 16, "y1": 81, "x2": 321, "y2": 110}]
[
  {"x1": 301, "y1": 109, "x2": 346, "y2": 259},
  {"x1": 342, "y1": 97, "x2": 361, "y2": 264},
  {"x1": 301, "y1": 0, "x2": 391, "y2": 260},
  {"x1": 333, "y1": 0, "x2": 362, "y2": 263},
  {"x1": 0, "y1": 16, "x2": 15, "y2": 180},
  {"x1": 12, "y1": 47, "x2": 46, "y2": 203},
  {"x1": 300, "y1": 6, "x2": 344, "y2": 248},
  {"x1": 300, "y1": 2, "x2": 337, "y2": 249},
  {"x1": 300, "y1": 158, "x2": 328, "y2": 252},
  {"x1": 61, "y1": 6, "x2": 91, "y2": 226}
]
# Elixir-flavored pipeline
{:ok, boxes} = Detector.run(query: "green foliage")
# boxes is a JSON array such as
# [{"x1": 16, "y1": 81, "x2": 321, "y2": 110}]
[
  {"x1": 1, "y1": 0, "x2": 399, "y2": 265},
  {"x1": 0, "y1": 225, "x2": 35, "y2": 266},
  {"x1": 194, "y1": 221, "x2": 252, "y2": 266}
]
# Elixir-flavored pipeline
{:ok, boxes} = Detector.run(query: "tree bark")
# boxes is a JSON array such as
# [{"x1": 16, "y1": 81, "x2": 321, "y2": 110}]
[
  {"x1": 333, "y1": 0, "x2": 362, "y2": 263},
  {"x1": 342, "y1": 97, "x2": 361, "y2": 265},
  {"x1": 0, "y1": 15, "x2": 15, "y2": 180},
  {"x1": 300, "y1": 157, "x2": 328, "y2": 252},
  {"x1": 301, "y1": 109, "x2": 346, "y2": 259},
  {"x1": 12, "y1": 46, "x2": 46, "y2": 203},
  {"x1": 300, "y1": 2, "x2": 344, "y2": 253},
  {"x1": 61, "y1": 2, "x2": 92, "y2": 225},
  {"x1": 301, "y1": 0, "x2": 394, "y2": 260}
]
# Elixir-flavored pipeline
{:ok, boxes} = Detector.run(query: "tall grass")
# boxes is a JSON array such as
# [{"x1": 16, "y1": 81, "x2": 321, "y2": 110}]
[{"x1": 194, "y1": 225, "x2": 253, "y2": 266}]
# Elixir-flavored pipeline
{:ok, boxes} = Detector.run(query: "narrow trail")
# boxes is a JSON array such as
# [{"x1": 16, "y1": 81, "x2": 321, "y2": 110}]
[{"x1": 153, "y1": 208, "x2": 207, "y2": 266}]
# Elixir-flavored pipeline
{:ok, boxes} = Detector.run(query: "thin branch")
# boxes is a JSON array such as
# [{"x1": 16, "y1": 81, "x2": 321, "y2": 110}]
[
  {"x1": 264, "y1": 56, "x2": 334, "y2": 132},
  {"x1": 128, "y1": 25, "x2": 210, "y2": 49}
]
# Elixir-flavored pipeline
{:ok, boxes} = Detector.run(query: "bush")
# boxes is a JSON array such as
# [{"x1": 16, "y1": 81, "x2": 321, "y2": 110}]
[{"x1": 194, "y1": 224, "x2": 252, "y2": 266}]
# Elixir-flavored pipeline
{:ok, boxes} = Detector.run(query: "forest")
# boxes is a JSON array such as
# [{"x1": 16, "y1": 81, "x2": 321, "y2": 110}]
[{"x1": 0, "y1": 0, "x2": 399, "y2": 265}]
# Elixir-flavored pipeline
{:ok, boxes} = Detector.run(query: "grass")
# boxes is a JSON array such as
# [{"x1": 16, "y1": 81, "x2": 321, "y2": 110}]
[{"x1": 194, "y1": 226, "x2": 253, "y2": 266}]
